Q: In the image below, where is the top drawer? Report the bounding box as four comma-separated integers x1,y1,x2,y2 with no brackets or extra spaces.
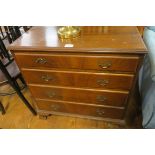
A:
15,53,139,72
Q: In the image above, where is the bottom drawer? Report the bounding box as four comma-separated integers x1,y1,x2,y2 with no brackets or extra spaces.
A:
36,99,125,119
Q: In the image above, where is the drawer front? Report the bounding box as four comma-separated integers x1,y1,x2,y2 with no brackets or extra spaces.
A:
36,99,124,119
29,85,129,107
23,69,134,90
15,53,139,72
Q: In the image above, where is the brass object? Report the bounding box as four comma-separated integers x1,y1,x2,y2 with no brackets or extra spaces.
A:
51,104,60,111
46,91,62,99
58,26,81,39
96,109,105,116
47,91,56,98
96,95,107,102
97,79,109,86
35,58,47,64
41,75,54,82
98,61,112,69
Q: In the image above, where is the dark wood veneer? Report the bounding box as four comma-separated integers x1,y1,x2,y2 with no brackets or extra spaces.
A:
22,68,134,90
28,84,129,107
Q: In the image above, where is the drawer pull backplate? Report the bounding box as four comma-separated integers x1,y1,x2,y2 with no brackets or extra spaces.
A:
97,79,109,86
96,95,107,102
96,109,105,116
98,61,112,69
35,58,47,64
50,104,60,111
41,75,54,82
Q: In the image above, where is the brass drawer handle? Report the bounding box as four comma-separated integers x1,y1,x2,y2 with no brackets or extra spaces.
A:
50,104,60,111
96,109,105,116
96,95,107,102
98,61,112,69
47,91,56,98
97,79,109,86
41,75,54,82
35,58,47,64
46,91,62,99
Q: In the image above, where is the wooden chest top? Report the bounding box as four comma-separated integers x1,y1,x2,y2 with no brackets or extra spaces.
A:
9,26,147,54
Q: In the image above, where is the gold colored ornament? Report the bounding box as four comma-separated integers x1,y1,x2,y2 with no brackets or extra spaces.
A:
58,26,81,39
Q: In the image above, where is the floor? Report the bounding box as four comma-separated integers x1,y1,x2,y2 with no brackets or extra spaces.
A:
0,85,126,129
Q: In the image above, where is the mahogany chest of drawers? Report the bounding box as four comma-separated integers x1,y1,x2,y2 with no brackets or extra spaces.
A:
9,26,147,127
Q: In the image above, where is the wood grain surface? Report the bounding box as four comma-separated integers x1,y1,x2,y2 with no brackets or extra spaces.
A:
22,68,134,90
9,26,147,53
28,84,129,107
